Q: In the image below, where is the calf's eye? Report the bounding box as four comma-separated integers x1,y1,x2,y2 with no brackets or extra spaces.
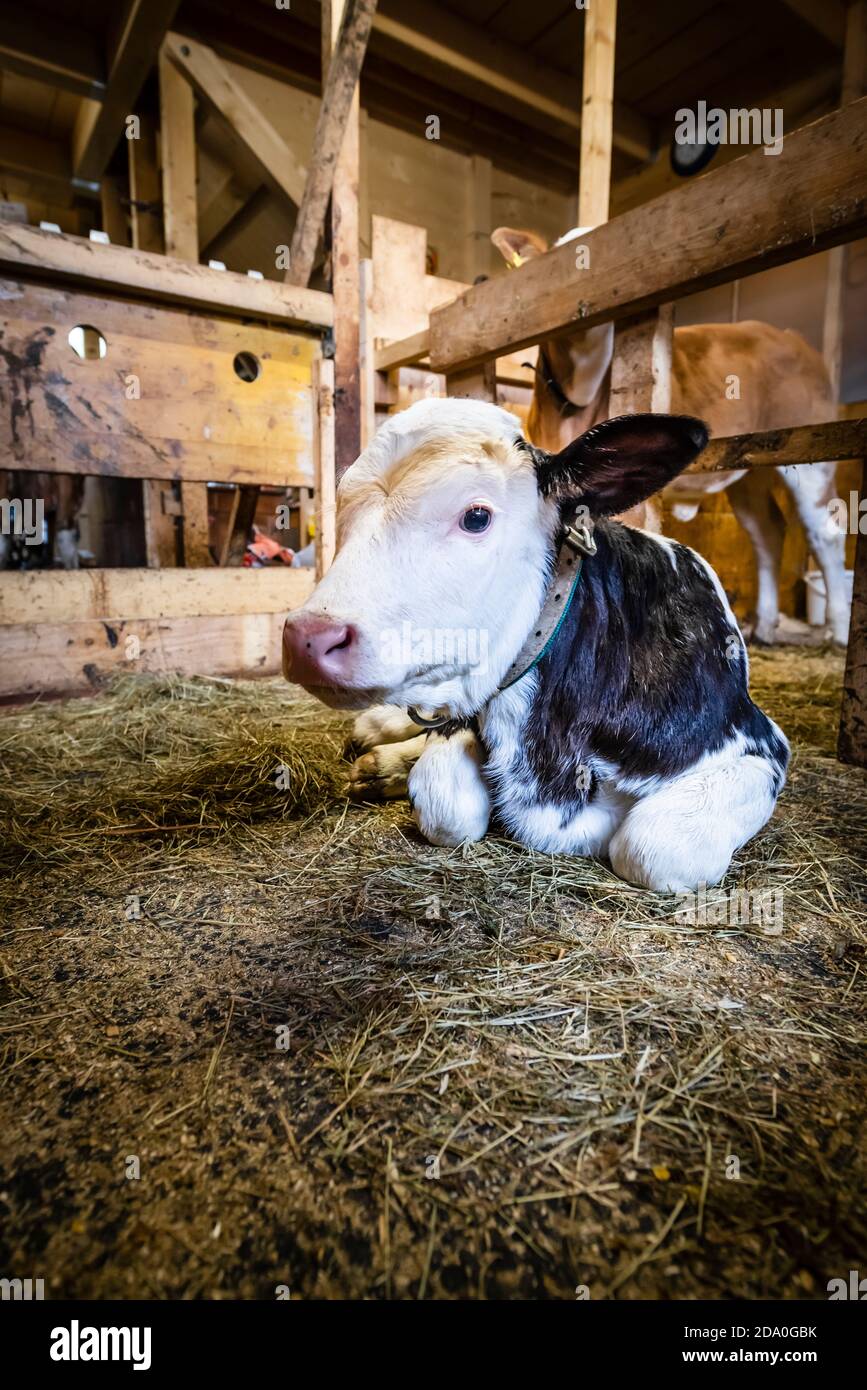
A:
460,505,492,534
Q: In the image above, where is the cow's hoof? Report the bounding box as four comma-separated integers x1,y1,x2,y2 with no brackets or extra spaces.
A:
347,747,410,801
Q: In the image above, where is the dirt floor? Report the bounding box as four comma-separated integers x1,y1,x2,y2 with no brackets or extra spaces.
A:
1,647,865,1300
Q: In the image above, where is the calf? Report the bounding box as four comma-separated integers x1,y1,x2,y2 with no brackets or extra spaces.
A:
282,399,789,892
491,226,849,646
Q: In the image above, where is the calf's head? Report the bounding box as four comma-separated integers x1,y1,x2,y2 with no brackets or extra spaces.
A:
282,400,707,714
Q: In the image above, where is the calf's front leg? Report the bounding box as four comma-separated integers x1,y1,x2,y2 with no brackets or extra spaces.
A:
408,729,491,848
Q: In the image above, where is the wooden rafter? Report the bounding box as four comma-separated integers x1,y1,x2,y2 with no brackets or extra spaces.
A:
73,0,183,181
0,11,105,100
163,32,307,210
372,0,652,162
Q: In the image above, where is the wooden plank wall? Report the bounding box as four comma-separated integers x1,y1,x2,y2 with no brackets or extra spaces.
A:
0,279,318,487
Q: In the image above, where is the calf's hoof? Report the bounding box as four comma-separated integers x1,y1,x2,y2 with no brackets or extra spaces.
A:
347,747,410,801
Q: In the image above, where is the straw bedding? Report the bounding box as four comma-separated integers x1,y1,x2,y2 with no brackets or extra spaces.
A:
0,647,864,1299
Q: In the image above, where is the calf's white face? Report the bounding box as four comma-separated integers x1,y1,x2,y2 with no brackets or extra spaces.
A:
282,400,556,714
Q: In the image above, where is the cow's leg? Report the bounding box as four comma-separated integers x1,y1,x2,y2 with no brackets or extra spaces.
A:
348,733,428,800
407,729,490,847
777,462,849,647
608,752,783,892
351,705,421,750
727,472,785,644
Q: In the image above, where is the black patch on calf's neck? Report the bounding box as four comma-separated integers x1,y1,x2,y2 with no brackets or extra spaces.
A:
514,521,788,811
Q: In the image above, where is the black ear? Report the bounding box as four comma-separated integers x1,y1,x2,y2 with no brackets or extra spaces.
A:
536,413,709,515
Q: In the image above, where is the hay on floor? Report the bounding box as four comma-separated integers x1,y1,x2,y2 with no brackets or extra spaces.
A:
0,648,864,1299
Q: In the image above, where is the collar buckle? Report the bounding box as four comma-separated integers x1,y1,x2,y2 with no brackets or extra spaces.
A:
563,522,597,557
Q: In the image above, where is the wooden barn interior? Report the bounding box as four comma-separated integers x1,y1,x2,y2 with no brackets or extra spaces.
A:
1,0,866,1305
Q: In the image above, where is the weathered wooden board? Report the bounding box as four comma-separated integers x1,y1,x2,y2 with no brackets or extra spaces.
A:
0,279,318,485
0,567,313,625
0,612,294,698
429,99,867,371
0,220,333,329
690,419,867,473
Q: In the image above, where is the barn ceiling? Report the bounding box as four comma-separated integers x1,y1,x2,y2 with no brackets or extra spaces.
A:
0,0,848,209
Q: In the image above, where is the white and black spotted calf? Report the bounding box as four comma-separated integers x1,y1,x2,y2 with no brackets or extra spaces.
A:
282,399,788,892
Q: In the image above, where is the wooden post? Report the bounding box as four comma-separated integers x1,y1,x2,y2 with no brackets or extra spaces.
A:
286,0,376,290
578,0,617,228
822,0,867,400
315,357,337,579
129,111,178,567
610,308,674,417
159,45,212,565
610,307,674,530
323,0,365,474
127,112,164,254
446,364,497,402
100,175,128,245
839,464,867,766
159,45,198,262
359,256,376,448
468,154,492,282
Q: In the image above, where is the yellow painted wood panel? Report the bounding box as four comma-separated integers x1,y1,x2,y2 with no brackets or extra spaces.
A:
0,278,318,485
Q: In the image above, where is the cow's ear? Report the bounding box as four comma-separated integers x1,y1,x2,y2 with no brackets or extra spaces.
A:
536,413,709,515
491,226,548,268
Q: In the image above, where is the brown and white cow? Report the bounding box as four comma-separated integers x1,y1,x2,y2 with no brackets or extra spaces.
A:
491,226,849,647
282,399,789,892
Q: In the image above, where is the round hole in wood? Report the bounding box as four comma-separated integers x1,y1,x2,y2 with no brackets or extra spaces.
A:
68,325,107,360
233,351,261,382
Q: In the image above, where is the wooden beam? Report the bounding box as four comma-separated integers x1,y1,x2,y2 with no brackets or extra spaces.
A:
0,221,333,329
779,0,847,47
0,611,304,698
688,419,867,474
159,45,199,262
287,0,376,288
839,463,867,766
314,357,337,578
371,0,652,162
0,124,75,202
0,567,312,626
0,11,105,100
311,0,367,474
163,32,307,210
73,0,182,181
429,99,867,373
578,0,616,228
374,328,430,372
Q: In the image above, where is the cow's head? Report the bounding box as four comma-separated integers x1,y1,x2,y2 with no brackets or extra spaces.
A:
282,400,707,715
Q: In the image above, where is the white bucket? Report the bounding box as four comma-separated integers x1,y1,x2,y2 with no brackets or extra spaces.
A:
805,568,855,628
